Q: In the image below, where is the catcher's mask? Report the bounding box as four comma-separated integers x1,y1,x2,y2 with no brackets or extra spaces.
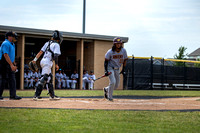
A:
52,30,63,44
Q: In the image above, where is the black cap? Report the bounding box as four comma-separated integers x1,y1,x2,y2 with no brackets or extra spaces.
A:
5,31,14,38
5,31,17,40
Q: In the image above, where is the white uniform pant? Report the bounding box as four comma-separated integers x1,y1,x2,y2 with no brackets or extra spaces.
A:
71,80,77,89
24,78,29,88
106,68,120,99
29,78,35,88
66,80,71,88
67,80,77,89
61,79,66,88
82,77,88,90
82,78,94,90
88,80,94,90
39,58,53,89
57,79,62,89
40,58,53,75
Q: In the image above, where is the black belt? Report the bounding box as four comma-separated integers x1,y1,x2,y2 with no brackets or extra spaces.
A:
112,67,119,70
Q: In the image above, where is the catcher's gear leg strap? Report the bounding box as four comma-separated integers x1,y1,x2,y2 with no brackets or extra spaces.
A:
48,74,55,97
48,83,54,97
49,73,53,83
40,74,49,84
35,84,43,97
35,74,49,96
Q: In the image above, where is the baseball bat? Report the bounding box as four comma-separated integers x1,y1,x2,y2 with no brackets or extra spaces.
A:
93,72,112,82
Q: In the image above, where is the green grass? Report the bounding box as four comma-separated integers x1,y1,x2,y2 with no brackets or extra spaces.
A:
1,90,200,133
0,108,199,133
1,89,200,97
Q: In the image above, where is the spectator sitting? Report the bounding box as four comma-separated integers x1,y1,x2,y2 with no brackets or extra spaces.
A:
24,70,29,89
67,70,78,89
55,69,62,89
61,70,68,89
88,71,96,90
82,70,89,90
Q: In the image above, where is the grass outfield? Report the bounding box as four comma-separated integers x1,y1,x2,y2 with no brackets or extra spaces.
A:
1,89,200,97
0,108,199,133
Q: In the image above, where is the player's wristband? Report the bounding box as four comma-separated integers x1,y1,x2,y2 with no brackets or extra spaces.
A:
33,57,38,61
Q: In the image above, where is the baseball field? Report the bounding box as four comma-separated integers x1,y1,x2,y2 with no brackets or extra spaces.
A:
0,90,200,133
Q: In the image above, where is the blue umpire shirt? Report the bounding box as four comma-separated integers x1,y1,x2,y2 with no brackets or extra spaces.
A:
0,39,15,63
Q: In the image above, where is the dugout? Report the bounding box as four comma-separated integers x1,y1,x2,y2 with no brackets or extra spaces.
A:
0,25,129,90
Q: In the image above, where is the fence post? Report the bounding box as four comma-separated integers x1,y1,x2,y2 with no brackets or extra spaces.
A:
183,62,186,89
150,56,153,89
161,58,164,90
132,55,134,89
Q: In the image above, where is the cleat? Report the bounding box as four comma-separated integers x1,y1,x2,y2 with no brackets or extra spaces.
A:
33,96,42,101
107,98,113,102
49,95,61,100
10,96,22,100
103,87,108,99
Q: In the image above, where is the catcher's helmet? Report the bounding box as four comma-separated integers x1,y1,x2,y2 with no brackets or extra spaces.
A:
113,37,123,44
52,30,63,44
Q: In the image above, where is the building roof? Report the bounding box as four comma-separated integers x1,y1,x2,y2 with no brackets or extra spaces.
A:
0,25,129,43
188,48,200,57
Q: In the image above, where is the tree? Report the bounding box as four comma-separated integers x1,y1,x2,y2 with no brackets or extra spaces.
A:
174,46,187,66
194,58,200,68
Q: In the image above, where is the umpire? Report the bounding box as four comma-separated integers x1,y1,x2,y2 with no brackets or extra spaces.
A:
0,31,22,100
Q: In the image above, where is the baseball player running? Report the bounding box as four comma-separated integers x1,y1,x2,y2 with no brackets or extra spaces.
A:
32,30,63,100
103,37,128,101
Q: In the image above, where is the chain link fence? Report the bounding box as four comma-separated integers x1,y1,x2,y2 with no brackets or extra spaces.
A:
124,56,200,90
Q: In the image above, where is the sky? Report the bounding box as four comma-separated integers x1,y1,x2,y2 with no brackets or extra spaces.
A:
0,0,200,58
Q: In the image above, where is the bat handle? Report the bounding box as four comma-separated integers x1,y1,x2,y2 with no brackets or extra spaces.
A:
108,72,112,75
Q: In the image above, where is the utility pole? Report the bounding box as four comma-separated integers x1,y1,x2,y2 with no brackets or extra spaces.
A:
83,0,86,34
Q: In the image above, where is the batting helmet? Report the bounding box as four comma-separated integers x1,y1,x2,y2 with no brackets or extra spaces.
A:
52,30,63,44
113,37,123,44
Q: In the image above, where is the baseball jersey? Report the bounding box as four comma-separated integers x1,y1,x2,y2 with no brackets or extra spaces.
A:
27,71,32,79
41,41,61,61
38,72,41,78
71,73,78,79
105,48,128,68
60,73,64,79
32,72,38,78
62,73,69,80
89,74,96,80
24,73,29,79
83,73,89,78
55,73,62,80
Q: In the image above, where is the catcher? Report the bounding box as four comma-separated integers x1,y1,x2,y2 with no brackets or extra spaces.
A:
30,30,63,100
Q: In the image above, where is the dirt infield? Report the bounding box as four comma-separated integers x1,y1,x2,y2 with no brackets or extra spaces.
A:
0,97,200,111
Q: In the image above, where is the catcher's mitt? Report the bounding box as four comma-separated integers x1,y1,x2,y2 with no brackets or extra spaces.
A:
29,61,38,72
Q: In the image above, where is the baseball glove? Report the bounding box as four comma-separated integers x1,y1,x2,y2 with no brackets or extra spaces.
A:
29,61,38,72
